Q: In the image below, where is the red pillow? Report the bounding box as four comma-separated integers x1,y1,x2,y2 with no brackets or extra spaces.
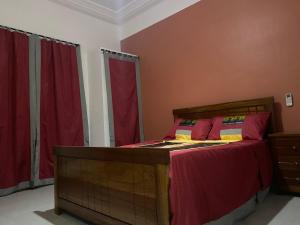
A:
164,118,212,140
208,112,271,140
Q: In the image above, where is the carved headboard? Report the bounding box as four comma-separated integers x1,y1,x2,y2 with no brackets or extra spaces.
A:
173,97,277,133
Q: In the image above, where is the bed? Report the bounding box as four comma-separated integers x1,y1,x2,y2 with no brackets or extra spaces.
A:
54,97,277,225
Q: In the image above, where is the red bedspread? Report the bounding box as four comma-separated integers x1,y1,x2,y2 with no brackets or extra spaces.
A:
124,140,272,225
169,140,272,225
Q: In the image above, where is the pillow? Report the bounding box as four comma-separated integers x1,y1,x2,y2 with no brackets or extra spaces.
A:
164,118,212,140
208,112,271,141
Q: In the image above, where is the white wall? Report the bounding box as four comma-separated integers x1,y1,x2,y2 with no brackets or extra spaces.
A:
0,0,199,146
120,0,200,39
0,0,120,146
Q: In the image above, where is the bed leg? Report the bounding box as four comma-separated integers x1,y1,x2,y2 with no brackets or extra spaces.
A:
54,207,63,215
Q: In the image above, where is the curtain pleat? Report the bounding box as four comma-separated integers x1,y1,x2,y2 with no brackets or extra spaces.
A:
39,40,84,180
0,29,31,194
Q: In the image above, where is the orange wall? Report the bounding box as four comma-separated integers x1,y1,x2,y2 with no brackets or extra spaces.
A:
121,0,300,140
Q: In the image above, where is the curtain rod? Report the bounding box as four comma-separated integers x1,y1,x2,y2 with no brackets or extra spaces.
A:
101,48,139,59
0,24,79,46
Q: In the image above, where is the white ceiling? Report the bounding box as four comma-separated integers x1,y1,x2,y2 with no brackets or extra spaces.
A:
49,0,162,24
88,0,134,11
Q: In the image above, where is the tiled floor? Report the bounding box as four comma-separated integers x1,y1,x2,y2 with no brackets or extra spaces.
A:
237,193,300,225
0,186,89,225
0,186,299,225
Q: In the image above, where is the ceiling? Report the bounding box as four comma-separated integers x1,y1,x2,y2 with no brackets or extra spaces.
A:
49,0,162,24
88,0,134,11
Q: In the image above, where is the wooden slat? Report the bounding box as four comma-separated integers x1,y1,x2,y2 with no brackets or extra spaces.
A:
155,165,170,225
58,198,130,225
54,155,62,215
173,97,276,132
57,157,159,225
54,147,170,165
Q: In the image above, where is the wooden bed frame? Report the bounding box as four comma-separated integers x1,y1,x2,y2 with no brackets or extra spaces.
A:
54,97,276,225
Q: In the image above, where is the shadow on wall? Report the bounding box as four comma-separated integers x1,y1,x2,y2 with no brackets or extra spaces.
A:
274,102,283,132
35,209,91,225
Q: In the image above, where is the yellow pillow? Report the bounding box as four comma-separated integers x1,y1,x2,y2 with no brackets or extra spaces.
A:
220,129,243,141
175,129,192,140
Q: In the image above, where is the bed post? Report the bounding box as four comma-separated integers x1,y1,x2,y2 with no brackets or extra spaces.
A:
156,164,170,225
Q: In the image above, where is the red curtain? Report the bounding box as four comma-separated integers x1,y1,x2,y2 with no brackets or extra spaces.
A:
0,29,31,189
39,40,84,179
109,58,140,146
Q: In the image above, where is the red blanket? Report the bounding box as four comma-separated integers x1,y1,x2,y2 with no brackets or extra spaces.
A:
123,140,272,225
169,140,272,225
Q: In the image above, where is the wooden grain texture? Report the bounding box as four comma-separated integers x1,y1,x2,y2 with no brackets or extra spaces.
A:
54,155,62,215
56,156,165,225
269,133,300,194
54,147,170,165
54,97,276,225
58,198,129,225
173,96,277,133
155,165,170,225
269,133,300,137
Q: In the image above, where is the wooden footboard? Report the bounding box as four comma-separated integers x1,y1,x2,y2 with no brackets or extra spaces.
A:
54,146,170,225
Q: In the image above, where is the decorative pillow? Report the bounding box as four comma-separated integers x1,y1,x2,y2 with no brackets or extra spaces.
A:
208,112,271,141
164,118,212,140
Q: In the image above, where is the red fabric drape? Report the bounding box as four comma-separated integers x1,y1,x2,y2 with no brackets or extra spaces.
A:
109,58,140,146
40,40,84,179
0,29,31,189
